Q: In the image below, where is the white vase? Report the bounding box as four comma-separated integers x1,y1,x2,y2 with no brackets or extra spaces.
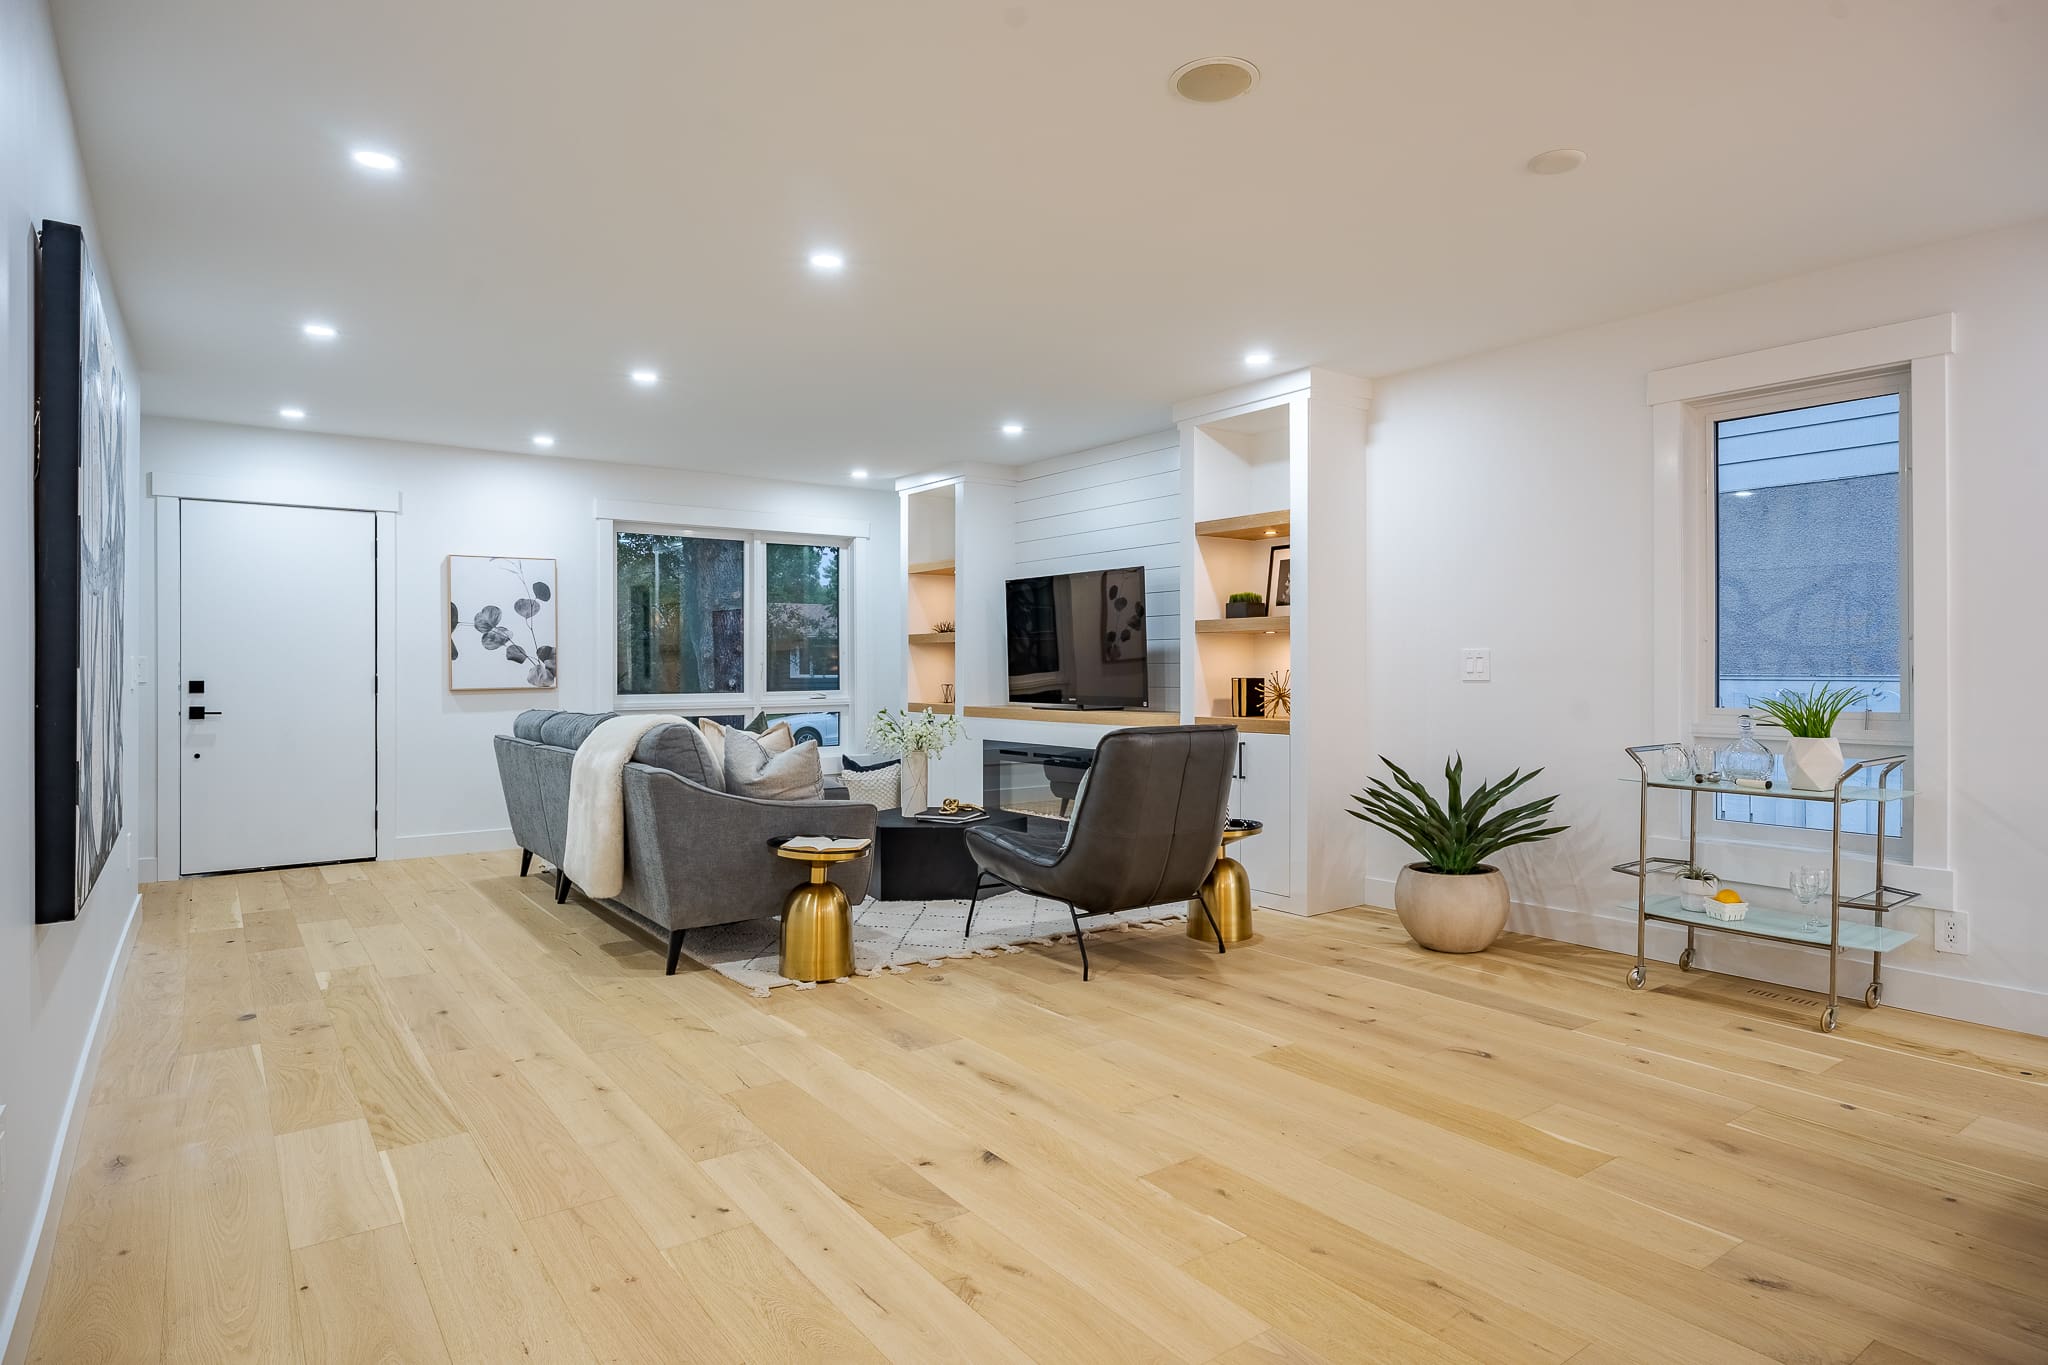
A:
901,750,930,813
1785,736,1844,792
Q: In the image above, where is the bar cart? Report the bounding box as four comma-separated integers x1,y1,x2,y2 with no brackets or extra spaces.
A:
1617,744,1916,1032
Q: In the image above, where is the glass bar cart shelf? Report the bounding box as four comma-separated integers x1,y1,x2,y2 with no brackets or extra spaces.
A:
1617,743,1916,1033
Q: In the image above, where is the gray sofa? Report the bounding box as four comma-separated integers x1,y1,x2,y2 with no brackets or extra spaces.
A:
494,710,875,973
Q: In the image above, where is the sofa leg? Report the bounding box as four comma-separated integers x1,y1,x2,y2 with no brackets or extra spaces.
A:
519,849,534,878
1196,887,1228,955
555,868,571,904
1066,903,1090,981
666,929,687,976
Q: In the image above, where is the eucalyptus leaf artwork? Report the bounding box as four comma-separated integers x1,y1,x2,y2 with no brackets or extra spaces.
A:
448,555,558,690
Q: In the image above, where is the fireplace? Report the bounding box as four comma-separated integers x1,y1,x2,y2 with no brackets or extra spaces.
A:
983,739,1094,833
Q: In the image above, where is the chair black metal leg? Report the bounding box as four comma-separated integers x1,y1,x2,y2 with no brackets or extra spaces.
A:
1196,887,1228,955
519,849,534,878
1066,903,1090,981
666,929,686,976
965,874,989,939
554,868,571,904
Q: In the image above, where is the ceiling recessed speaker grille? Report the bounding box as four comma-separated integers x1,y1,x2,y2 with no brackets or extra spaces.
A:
1171,57,1259,103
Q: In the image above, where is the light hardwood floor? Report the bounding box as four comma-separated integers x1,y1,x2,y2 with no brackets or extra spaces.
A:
25,851,2048,1364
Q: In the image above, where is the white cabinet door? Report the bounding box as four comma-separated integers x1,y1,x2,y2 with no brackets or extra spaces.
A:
180,500,378,874
1233,732,1291,902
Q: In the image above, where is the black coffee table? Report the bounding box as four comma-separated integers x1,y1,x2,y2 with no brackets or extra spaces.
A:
873,808,1029,901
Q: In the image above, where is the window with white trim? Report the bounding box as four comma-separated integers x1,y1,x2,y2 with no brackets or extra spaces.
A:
1693,369,1910,843
615,527,849,748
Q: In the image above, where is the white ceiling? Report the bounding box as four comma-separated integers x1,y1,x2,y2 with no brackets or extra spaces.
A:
50,0,2048,485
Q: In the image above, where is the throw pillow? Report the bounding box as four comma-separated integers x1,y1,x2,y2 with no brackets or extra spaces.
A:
838,760,900,808
758,721,795,755
633,722,723,789
724,729,824,801
697,718,728,772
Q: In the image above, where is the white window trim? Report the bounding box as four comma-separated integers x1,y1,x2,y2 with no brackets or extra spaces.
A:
594,500,865,753
1648,315,1952,888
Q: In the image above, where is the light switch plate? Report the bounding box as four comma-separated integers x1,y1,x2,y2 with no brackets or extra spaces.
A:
1461,648,1491,682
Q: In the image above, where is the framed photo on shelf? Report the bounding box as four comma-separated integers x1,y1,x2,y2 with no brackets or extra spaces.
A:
1266,544,1292,616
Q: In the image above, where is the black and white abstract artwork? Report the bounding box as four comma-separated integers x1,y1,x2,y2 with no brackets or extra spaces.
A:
34,220,127,923
448,555,558,691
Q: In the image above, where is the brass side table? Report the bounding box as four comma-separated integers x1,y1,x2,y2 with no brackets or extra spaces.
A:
1189,819,1261,945
773,842,867,981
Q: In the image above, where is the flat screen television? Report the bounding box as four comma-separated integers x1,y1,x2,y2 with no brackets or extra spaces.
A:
1005,567,1148,708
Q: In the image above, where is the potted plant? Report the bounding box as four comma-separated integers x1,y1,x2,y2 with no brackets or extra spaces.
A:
1225,591,1267,619
866,706,965,812
1672,861,1719,911
1347,754,1567,953
1751,683,1871,791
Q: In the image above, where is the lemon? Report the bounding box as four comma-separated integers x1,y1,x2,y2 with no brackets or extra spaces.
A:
1712,888,1744,904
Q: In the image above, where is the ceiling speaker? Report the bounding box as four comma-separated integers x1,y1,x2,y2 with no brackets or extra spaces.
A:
1171,57,1259,104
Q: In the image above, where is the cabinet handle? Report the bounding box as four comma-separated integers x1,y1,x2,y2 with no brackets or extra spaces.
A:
1237,742,1247,780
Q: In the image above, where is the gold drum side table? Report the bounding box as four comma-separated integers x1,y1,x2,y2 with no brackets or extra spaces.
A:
1190,820,1261,945
774,843,866,981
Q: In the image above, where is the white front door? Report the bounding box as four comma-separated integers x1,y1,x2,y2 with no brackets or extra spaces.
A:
180,500,378,874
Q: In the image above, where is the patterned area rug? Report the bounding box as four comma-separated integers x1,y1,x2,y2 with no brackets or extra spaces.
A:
678,891,1190,993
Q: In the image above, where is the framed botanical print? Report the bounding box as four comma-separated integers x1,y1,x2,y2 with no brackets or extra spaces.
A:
448,555,559,691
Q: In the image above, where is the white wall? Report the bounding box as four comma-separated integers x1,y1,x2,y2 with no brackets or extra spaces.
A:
1011,431,1182,714
0,0,144,1355
140,419,902,862
1358,219,2048,1033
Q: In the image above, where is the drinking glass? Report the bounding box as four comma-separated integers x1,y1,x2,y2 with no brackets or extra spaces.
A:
1659,744,1694,782
1791,868,1830,932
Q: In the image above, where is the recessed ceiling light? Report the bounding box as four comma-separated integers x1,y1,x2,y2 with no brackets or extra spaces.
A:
850,468,869,480
1243,349,1273,367
1526,148,1587,176
630,368,659,386
1001,422,1024,437
808,249,845,273
1263,528,1277,536
279,406,306,420
1170,57,1260,103
302,321,338,340
350,148,401,172
531,433,556,449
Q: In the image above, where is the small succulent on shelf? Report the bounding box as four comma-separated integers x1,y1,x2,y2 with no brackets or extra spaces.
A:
1225,590,1269,619
932,620,956,634
1227,591,1264,603
1749,683,1872,738
1671,862,1717,883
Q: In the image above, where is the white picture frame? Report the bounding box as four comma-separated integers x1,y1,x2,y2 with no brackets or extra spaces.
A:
448,554,559,692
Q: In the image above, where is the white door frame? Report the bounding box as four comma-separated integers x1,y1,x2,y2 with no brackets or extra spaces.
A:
151,475,400,874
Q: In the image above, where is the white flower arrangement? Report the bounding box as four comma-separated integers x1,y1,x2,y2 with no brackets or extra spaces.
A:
866,706,964,757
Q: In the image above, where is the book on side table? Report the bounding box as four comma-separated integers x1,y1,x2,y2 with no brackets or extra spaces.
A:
780,835,873,853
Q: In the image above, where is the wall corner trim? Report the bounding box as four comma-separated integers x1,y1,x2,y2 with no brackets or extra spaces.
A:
1645,313,1956,405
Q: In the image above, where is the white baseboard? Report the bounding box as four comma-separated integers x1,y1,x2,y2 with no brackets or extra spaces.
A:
1,890,142,1365
389,827,517,859
1359,876,2045,1036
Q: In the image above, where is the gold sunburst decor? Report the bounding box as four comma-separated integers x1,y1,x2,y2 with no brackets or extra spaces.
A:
1265,669,1291,718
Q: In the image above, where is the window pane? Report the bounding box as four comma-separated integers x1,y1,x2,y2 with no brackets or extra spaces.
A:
1714,756,1905,838
764,542,841,693
1715,393,1902,713
616,532,745,694
758,711,843,747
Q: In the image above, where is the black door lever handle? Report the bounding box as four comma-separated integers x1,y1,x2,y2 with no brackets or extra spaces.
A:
187,706,224,720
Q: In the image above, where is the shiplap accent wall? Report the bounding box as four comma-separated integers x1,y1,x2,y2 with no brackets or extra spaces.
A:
1011,431,1182,713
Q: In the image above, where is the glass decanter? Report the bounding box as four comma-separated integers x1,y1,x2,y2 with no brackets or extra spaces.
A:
1715,714,1774,783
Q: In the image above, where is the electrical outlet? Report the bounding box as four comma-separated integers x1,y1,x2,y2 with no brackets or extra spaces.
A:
1460,648,1491,682
1935,909,1969,954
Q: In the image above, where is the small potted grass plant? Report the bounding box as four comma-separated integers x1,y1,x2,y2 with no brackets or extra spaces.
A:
1752,683,1871,791
1348,755,1567,953
1672,861,1719,911
1225,591,1267,619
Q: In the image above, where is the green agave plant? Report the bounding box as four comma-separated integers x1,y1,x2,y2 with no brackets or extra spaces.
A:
1348,754,1568,875
1749,683,1872,739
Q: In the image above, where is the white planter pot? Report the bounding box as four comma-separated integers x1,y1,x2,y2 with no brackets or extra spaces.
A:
1785,736,1844,792
901,750,930,813
1393,864,1509,954
1676,876,1716,911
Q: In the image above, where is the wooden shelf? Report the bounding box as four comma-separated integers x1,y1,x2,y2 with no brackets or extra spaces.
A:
962,705,1181,727
908,559,955,576
907,632,957,647
1195,510,1289,541
1195,616,1291,635
907,701,956,715
1201,715,1290,734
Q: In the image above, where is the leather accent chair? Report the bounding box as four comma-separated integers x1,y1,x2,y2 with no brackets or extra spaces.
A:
964,725,1236,979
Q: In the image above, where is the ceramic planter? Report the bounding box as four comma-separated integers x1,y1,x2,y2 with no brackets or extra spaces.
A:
1676,875,1717,911
1393,863,1509,953
1224,601,1268,618
1785,735,1844,792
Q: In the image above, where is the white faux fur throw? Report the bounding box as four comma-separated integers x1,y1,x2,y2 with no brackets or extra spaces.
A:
563,714,682,900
